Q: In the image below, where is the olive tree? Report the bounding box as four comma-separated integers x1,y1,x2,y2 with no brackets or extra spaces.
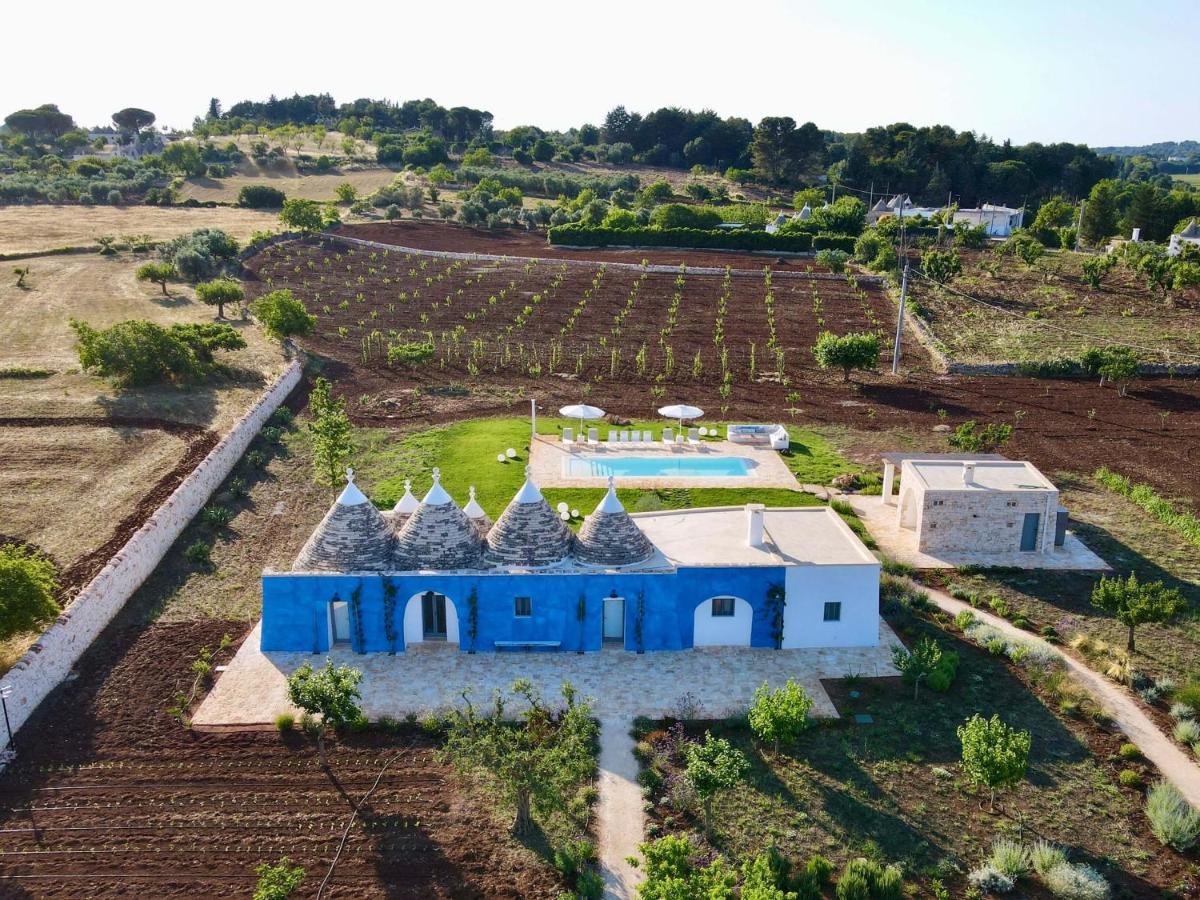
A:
136,261,176,295
811,331,880,382
439,680,596,835
921,248,962,285
1091,572,1183,654
279,198,327,233
284,659,363,768
250,289,315,341
0,543,60,640
195,279,244,318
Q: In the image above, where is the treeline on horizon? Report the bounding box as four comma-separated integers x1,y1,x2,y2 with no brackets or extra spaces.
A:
204,92,1125,208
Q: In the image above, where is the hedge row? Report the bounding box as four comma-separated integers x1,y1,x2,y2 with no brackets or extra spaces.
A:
548,224,818,253
812,233,856,252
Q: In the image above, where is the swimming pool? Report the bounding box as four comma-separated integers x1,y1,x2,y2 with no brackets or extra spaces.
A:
563,455,754,478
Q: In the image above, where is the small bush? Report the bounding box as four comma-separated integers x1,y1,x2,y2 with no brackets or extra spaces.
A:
253,857,304,900
238,184,287,209
202,504,233,528
1146,781,1200,850
1118,768,1141,787
1042,861,1110,900
1029,841,1067,877
184,540,212,565
989,838,1031,879
968,864,1015,894
0,543,61,640
275,713,294,731
1169,702,1194,721
1117,742,1140,760
1172,719,1200,745
386,341,435,367
954,610,976,631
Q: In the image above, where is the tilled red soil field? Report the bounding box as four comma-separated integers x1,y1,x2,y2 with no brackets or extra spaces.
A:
244,229,1200,508
339,221,837,271
0,622,562,899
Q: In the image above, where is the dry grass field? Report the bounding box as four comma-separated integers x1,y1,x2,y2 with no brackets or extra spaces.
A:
0,252,286,427
0,206,281,256
179,161,399,203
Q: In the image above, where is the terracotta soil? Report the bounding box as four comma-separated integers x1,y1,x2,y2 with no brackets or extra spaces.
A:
0,416,217,603
338,221,837,271
245,227,1200,509
0,620,562,899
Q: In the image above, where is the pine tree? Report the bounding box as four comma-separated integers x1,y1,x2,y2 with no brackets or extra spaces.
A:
1079,180,1119,245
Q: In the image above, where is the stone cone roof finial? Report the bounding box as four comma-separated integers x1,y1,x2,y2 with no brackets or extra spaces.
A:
295,467,393,572
463,485,493,538
576,475,655,566
394,468,482,569
389,477,420,533
486,467,573,566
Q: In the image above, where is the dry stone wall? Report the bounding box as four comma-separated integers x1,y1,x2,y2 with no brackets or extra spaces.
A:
0,359,302,750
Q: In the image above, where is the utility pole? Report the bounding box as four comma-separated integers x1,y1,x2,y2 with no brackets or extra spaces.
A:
530,398,537,441
892,263,909,376
868,181,874,209
1074,199,1086,252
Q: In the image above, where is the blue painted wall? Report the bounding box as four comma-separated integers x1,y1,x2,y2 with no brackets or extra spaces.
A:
261,566,787,653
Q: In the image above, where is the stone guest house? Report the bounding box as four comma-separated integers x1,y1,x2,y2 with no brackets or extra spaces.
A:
260,468,881,654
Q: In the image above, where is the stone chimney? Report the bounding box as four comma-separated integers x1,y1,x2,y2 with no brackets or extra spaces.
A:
746,503,765,548
962,461,976,486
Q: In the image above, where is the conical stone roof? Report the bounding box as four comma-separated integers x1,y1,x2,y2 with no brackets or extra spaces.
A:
390,479,420,532
394,468,482,570
294,469,393,572
486,467,574,567
575,477,656,566
463,486,492,539
1180,219,1200,239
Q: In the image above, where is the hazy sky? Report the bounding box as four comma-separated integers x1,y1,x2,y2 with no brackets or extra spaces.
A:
3,0,1195,146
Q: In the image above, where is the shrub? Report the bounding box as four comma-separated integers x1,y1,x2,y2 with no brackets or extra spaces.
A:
1029,841,1067,877
253,857,304,900
1118,768,1141,787
815,248,849,272
251,289,316,341
1170,702,1194,721
1118,742,1141,759
955,610,976,631
202,504,233,528
1146,781,1200,850
0,543,60,640
184,540,212,564
948,421,1013,452
968,864,1014,894
1172,719,1200,745
548,223,814,253
71,319,246,386
958,713,1032,810
1042,862,1110,900
748,678,813,754
274,713,294,731
386,341,435,366
989,838,1031,879
238,184,287,209
836,858,903,899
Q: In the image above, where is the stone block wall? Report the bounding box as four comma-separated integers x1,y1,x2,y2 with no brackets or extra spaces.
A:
0,359,302,750
918,489,1057,553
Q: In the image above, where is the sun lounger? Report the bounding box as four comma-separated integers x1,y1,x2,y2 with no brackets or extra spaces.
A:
641,432,652,446
661,427,673,445
687,427,701,447
587,428,599,445
619,430,630,443
562,427,574,447
607,430,617,444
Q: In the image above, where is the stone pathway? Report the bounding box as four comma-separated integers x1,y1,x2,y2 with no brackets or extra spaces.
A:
596,719,644,899
194,623,902,726
921,581,1200,807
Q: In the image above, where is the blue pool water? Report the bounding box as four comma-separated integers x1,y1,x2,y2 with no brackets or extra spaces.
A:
564,455,753,478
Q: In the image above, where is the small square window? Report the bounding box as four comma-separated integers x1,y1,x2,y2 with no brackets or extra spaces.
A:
711,596,736,617
514,596,532,618
823,601,842,622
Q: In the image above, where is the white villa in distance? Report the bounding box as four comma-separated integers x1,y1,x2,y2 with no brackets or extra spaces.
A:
881,454,1064,554
866,194,1025,237
1169,219,1200,256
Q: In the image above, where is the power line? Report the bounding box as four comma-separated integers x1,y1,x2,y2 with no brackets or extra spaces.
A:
908,267,1200,364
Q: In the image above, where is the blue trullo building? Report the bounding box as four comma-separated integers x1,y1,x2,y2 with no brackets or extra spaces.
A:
261,466,881,654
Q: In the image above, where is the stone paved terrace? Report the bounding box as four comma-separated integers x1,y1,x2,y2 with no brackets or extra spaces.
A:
194,622,902,726
844,493,1110,571
528,434,800,490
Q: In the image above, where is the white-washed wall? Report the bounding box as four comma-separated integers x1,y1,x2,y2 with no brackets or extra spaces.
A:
0,359,302,748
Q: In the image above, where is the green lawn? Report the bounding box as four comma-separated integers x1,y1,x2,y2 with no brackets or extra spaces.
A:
349,417,858,520
1173,173,1200,187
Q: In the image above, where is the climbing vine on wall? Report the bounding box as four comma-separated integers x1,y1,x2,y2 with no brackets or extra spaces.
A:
765,582,786,649
350,584,365,652
467,586,479,653
635,590,646,653
382,578,398,653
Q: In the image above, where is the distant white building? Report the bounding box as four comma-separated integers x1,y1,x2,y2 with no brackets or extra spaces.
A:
953,204,1025,238
1169,219,1200,257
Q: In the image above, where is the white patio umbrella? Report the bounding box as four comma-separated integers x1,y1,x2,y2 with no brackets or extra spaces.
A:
657,404,704,429
559,403,605,434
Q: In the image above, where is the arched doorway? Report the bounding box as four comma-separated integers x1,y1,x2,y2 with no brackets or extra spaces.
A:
403,591,460,648
692,595,752,647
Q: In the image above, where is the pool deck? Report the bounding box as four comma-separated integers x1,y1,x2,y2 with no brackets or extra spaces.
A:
529,434,801,490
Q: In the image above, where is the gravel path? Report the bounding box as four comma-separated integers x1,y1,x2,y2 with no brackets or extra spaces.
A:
921,581,1200,807
596,719,645,899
